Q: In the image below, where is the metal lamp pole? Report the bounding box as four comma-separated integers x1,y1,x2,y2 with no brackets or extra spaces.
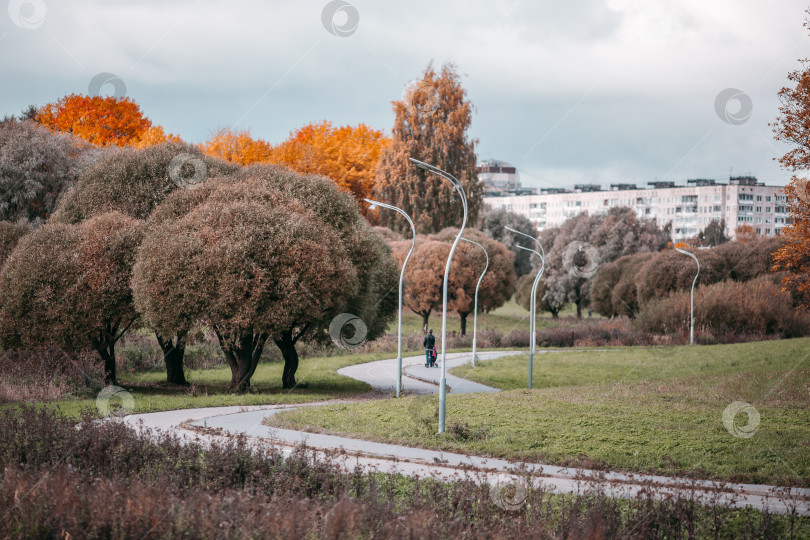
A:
364,198,415,397
505,227,545,389
460,237,488,367
675,248,700,345
408,157,467,434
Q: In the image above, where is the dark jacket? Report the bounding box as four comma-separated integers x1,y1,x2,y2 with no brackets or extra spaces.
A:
423,333,435,349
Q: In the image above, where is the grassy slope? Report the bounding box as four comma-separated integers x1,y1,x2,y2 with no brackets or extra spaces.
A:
268,338,810,486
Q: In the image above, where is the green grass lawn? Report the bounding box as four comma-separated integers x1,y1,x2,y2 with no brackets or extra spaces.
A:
39,351,394,418
267,338,810,486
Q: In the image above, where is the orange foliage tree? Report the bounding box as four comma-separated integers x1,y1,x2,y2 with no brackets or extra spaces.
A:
200,127,273,165
374,63,482,235
772,18,810,303
271,121,389,209
132,125,183,149
734,224,757,244
35,94,152,147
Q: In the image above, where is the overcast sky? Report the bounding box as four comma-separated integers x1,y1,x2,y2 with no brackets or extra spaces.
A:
2,0,808,190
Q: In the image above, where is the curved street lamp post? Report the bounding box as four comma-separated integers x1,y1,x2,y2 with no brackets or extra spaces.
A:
504,227,545,389
460,237,489,367
363,198,415,397
408,157,467,434
675,248,700,345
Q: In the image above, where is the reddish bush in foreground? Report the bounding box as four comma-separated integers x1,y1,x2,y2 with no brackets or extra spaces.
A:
0,406,805,539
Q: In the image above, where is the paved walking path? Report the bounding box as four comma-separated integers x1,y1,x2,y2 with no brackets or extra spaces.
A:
124,350,810,515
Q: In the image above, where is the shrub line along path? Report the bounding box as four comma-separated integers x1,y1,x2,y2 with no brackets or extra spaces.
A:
124,350,810,515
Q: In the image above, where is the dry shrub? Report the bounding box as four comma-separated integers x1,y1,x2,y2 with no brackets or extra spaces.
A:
536,317,654,348
638,276,810,338
0,346,104,403
0,406,804,539
502,329,530,348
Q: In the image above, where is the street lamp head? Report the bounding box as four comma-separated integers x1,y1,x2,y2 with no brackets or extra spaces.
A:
674,247,698,262
362,198,378,211
408,157,429,170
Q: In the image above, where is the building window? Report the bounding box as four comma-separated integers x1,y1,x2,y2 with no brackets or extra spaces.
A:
756,195,762,201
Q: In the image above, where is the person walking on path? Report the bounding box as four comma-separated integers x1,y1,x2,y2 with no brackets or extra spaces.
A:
423,329,435,367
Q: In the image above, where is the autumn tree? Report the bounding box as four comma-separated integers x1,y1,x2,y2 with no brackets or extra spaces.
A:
133,166,397,391
589,252,655,317
373,225,404,243
271,121,389,209
35,94,152,147
714,237,782,282
0,119,101,223
52,141,235,224
248,165,397,384
132,125,183,149
374,63,483,235
0,212,143,384
52,142,235,385
392,239,448,333
0,221,30,270
514,273,564,318
772,22,810,302
200,127,273,166
480,206,538,278
698,218,729,247
734,224,758,244
543,207,669,318
635,248,728,305
429,228,515,335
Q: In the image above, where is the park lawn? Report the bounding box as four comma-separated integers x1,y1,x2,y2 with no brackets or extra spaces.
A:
392,299,587,337
448,338,809,389
267,338,810,486
39,351,394,419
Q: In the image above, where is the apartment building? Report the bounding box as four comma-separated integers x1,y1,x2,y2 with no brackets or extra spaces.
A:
483,176,788,241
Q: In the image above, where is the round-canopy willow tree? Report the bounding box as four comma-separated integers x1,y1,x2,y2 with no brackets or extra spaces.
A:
0,212,143,384
51,141,236,385
133,165,398,391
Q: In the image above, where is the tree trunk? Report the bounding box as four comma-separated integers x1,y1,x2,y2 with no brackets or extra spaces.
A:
576,300,582,319
96,343,116,386
550,309,559,319
421,312,430,333
274,331,299,389
459,312,468,336
91,318,136,387
214,328,268,393
156,332,188,386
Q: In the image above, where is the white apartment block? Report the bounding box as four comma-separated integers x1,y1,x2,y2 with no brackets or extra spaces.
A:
483,177,789,241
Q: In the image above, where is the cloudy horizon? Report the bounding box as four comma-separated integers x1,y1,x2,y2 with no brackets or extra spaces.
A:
2,0,808,190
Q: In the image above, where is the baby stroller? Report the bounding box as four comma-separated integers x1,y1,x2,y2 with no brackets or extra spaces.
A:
428,346,438,368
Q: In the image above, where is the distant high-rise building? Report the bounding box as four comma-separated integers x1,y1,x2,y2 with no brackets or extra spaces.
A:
477,159,536,196
484,175,788,242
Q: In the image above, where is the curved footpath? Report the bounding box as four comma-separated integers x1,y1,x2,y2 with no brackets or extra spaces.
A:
124,350,810,515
